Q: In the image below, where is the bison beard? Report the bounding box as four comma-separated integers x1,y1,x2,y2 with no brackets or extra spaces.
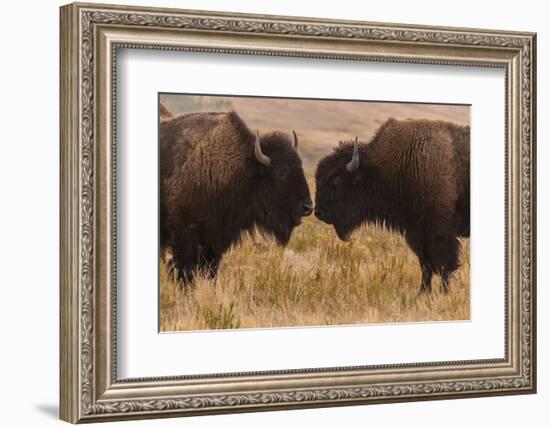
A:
315,118,470,294
160,109,312,285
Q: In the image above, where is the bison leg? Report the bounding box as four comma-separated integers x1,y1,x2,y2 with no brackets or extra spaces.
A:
420,263,433,294
197,245,221,279
427,233,460,294
441,271,451,294
173,257,198,286
171,231,201,286
405,232,434,294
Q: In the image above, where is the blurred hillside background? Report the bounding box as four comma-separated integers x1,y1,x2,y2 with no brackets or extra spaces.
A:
160,94,469,170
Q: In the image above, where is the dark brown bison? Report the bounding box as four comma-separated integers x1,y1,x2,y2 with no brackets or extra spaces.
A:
160,108,312,284
315,118,470,294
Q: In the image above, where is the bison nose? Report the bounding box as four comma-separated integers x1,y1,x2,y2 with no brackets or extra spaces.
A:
314,207,324,219
302,202,313,217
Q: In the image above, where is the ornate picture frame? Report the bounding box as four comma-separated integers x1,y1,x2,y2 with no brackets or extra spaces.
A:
60,2,536,423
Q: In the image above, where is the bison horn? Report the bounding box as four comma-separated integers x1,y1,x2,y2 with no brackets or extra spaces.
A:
255,130,271,166
292,130,298,150
346,136,360,172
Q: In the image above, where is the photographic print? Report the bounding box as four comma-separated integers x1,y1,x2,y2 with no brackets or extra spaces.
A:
159,94,471,331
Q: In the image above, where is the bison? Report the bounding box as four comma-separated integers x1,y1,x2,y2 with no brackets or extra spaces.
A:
314,118,470,294
160,107,313,284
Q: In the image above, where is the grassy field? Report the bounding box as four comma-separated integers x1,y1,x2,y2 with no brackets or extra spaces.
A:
159,95,470,331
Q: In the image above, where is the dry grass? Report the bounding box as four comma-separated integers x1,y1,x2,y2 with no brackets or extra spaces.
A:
160,176,470,332
159,96,470,332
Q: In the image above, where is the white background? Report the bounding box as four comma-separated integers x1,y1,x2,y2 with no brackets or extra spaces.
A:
118,50,504,378
0,0,546,426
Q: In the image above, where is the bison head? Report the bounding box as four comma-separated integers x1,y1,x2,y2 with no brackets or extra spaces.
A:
315,137,375,240
252,130,313,245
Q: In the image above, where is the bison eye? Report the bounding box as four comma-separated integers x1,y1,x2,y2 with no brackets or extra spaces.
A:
330,176,342,188
273,168,288,180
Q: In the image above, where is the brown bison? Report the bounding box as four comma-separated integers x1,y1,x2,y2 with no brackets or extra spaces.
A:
315,118,470,294
160,107,312,284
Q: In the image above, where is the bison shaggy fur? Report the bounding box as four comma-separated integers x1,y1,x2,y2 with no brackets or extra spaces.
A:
315,118,470,294
160,109,312,284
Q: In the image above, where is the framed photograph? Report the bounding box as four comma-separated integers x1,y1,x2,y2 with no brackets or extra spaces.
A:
60,2,537,423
